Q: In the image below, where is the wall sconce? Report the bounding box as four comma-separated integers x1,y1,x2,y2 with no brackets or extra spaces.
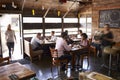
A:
58,10,60,16
32,9,35,15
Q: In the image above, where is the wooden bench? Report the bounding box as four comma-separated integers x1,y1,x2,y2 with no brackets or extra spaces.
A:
24,40,43,62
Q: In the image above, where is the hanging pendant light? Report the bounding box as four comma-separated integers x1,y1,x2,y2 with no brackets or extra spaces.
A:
58,10,60,16
32,9,35,15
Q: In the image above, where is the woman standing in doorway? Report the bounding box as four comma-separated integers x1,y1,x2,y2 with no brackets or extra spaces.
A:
5,24,16,58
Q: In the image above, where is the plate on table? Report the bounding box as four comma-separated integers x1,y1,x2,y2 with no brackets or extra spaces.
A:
86,72,113,80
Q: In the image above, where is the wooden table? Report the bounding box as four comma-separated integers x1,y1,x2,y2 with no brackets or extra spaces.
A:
70,47,83,68
79,71,116,80
0,62,36,80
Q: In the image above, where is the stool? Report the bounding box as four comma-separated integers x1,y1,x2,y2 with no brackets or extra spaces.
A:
103,47,117,76
112,46,120,70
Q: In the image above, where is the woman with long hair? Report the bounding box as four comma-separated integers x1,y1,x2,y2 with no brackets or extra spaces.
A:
5,24,16,58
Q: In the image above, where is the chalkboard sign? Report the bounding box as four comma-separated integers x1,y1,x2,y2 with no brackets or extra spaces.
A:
99,9,120,28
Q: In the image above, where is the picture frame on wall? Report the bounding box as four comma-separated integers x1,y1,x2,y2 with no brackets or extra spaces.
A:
99,8,120,28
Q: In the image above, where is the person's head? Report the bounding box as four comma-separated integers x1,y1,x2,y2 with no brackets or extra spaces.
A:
65,30,68,35
104,24,110,31
61,32,67,39
7,24,12,31
36,33,41,39
51,31,55,36
78,30,82,34
81,33,88,40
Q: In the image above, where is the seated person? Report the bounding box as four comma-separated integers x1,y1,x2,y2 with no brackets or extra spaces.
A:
77,30,83,39
101,24,114,66
49,31,57,42
76,33,89,68
91,30,103,57
55,32,72,70
65,30,74,45
31,33,44,51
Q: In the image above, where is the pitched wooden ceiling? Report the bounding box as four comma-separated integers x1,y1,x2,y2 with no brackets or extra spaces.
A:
0,0,92,17
0,0,92,11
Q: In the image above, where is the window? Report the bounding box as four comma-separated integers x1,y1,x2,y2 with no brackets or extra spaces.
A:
64,18,78,23
23,17,42,23
24,29,43,37
79,16,92,38
64,28,78,35
45,29,61,36
45,18,61,23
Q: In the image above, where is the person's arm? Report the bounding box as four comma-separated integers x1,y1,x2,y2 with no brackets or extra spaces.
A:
63,40,71,51
80,40,89,49
35,37,43,44
103,32,113,42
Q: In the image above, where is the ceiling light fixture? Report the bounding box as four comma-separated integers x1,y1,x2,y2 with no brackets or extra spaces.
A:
32,9,35,15
58,10,61,16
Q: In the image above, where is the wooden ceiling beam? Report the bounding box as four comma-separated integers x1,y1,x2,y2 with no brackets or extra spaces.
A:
43,7,51,18
63,0,77,18
22,0,26,11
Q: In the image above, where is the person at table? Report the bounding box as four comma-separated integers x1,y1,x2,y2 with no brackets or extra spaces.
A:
55,32,72,70
65,30,74,45
76,33,89,68
77,30,83,39
31,33,44,51
91,30,103,57
101,24,114,66
49,31,57,42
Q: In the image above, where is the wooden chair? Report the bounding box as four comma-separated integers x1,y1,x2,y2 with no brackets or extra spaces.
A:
88,38,97,58
49,47,68,78
80,47,90,70
90,46,97,57
0,57,10,66
24,40,43,62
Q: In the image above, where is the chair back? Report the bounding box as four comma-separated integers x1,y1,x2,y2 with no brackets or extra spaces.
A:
49,47,58,58
49,47,60,65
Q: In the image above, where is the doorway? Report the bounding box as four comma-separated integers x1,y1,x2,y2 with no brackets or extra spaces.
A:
0,14,23,60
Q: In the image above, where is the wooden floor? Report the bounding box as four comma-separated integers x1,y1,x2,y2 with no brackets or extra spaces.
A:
11,54,120,80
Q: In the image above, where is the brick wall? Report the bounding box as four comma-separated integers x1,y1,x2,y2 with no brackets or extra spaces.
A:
92,0,120,42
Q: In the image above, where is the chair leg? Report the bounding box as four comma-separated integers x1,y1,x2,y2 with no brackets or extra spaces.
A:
108,54,112,76
81,56,83,69
51,65,54,79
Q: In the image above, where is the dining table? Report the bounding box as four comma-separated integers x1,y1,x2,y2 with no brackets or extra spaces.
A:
0,62,36,80
69,45,84,68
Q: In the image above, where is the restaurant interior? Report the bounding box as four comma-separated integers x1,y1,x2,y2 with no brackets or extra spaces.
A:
0,0,120,80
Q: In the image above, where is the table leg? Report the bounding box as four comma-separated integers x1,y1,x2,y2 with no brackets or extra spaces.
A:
71,53,75,69
108,54,112,76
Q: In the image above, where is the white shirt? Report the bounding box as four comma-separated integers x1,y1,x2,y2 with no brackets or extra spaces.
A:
5,30,15,42
50,35,57,42
31,36,43,50
55,37,71,57
77,34,82,39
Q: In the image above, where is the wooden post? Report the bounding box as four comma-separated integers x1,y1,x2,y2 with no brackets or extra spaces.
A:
42,18,45,37
61,18,64,32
